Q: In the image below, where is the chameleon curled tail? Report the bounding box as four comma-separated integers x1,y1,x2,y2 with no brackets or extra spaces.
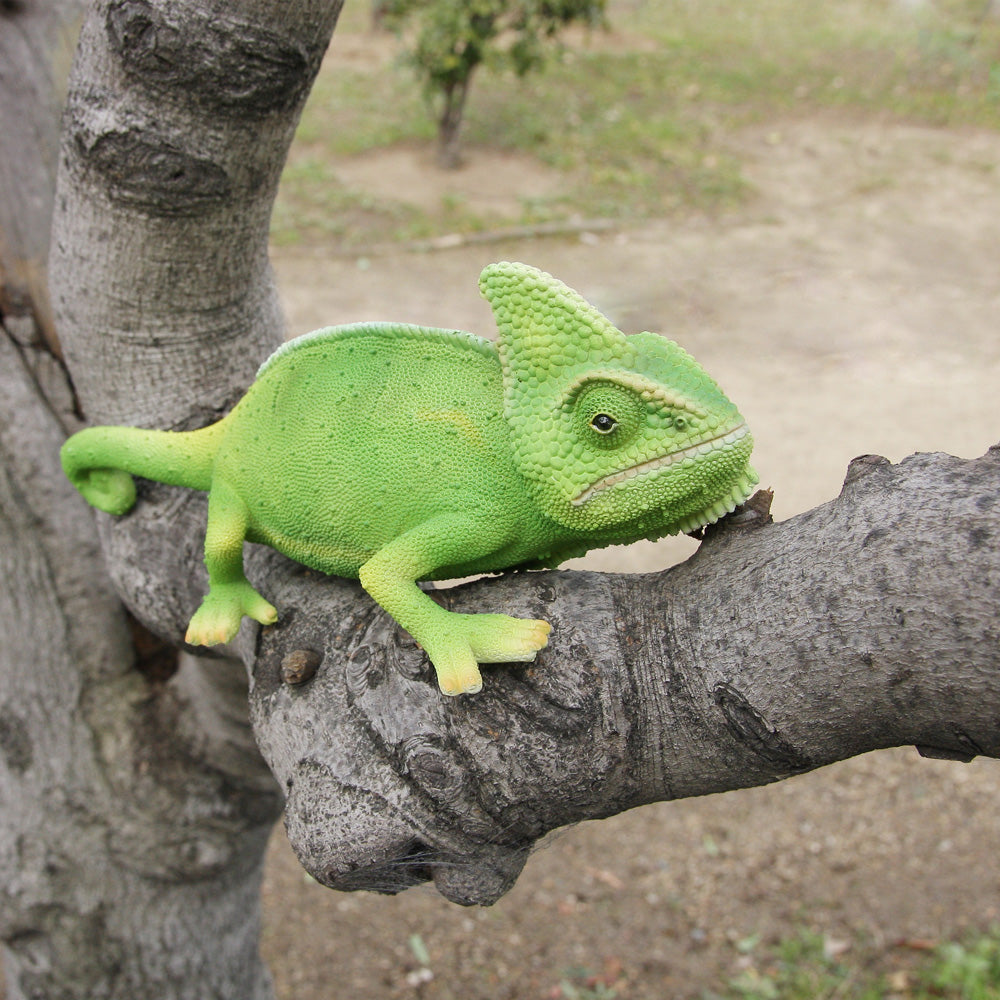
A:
60,423,223,515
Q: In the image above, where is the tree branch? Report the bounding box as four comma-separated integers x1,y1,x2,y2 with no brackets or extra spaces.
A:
249,446,1000,905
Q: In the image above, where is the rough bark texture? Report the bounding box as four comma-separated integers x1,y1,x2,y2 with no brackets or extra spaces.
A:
247,448,1000,906
3,0,999,995
1,1,341,998
0,0,80,354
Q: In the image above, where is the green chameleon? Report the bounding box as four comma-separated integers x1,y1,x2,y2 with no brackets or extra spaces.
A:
61,262,756,696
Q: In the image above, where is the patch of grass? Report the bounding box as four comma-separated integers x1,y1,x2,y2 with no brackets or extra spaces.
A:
920,933,1000,1000
465,46,756,218
292,67,433,155
705,925,1000,1000
705,929,883,1000
274,0,1000,246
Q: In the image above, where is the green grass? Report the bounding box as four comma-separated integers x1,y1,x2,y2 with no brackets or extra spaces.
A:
707,929,885,1000
704,926,1000,1000
921,934,1000,1000
273,0,1000,247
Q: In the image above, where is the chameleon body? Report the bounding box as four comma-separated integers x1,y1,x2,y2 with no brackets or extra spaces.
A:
61,262,757,695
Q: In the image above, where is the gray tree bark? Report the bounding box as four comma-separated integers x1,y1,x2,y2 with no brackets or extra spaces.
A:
251,449,1000,906
1,0,340,997
2,0,999,997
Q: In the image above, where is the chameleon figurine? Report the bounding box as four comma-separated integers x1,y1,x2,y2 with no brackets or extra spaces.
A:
61,262,757,696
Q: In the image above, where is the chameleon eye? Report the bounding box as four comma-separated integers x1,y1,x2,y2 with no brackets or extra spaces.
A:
573,380,642,449
590,413,618,435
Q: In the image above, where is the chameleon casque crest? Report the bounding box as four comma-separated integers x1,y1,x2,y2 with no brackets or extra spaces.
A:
62,262,757,695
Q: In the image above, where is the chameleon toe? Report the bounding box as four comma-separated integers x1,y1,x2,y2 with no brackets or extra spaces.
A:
247,597,279,626
441,676,483,697
185,616,238,647
434,658,484,697
466,615,551,663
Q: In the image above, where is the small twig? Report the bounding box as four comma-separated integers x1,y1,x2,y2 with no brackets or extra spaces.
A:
278,217,624,259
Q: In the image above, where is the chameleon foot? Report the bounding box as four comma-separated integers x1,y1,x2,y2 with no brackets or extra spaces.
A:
426,614,551,697
185,583,278,646
466,614,551,663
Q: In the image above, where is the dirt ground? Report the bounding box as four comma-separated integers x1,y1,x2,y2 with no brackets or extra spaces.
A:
258,117,1000,1000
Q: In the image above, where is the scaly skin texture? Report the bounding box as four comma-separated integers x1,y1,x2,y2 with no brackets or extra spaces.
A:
61,262,757,695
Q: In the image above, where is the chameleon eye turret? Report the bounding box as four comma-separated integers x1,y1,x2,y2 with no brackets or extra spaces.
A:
62,262,756,696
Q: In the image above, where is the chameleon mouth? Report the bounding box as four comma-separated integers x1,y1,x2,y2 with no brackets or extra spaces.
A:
571,423,751,507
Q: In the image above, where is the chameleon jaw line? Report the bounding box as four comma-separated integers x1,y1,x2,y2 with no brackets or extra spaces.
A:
571,423,750,507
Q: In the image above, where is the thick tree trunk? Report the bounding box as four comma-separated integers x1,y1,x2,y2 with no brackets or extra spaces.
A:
1,322,283,999
1,1,341,997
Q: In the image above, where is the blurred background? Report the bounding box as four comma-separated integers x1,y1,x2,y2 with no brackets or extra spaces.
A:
262,2,1000,997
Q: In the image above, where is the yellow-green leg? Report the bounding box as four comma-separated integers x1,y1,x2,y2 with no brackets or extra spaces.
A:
358,516,550,696
185,480,277,646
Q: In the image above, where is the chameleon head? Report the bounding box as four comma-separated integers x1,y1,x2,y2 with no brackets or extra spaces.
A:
480,261,758,535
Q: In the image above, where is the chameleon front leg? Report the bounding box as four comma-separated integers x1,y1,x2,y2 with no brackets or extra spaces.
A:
358,516,551,696
185,479,278,646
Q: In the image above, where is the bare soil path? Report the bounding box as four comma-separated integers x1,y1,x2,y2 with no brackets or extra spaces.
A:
263,118,1000,999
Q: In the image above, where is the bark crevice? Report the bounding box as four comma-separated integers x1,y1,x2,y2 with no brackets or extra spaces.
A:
78,127,234,212
106,0,319,115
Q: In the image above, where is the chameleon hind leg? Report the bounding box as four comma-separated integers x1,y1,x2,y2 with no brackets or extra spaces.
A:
358,515,551,696
185,479,278,646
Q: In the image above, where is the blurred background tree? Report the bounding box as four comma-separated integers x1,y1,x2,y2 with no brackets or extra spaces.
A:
379,0,607,168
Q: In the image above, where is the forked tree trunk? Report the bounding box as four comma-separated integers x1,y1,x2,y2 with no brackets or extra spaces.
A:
2,0,999,997
1,1,342,997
